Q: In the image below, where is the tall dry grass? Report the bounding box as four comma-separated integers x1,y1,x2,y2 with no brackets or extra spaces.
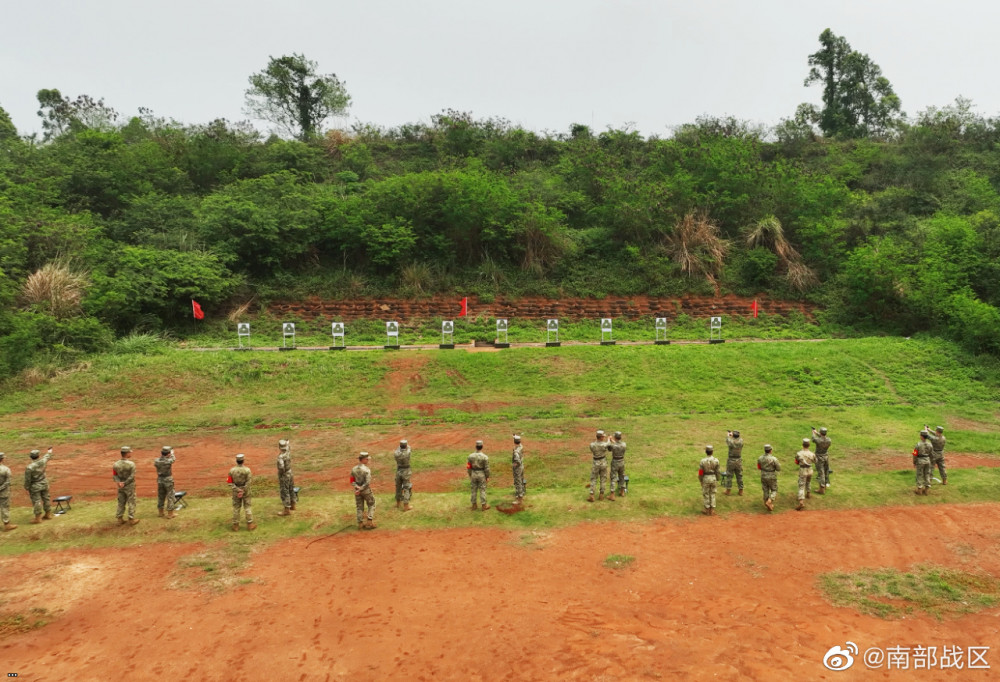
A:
662,213,729,284
743,216,817,292
20,262,88,318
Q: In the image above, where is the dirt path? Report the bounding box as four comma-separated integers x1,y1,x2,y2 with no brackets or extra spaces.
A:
3,504,999,680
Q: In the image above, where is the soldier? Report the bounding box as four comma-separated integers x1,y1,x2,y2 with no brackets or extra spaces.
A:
794,438,816,511
113,446,140,526
913,430,933,495
467,440,490,510
757,444,781,512
0,452,16,531
926,425,947,485
811,427,832,494
351,452,376,529
511,435,526,504
153,446,177,519
276,439,296,516
23,448,53,524
724,429,744,496
698,445,721,516
608,431,626,500
227,453,256,531
588,430,610,502
394,439,413,511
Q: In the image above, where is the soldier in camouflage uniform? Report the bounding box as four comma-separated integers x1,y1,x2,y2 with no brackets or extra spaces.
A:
394,439,413,511
467,440,490,510
511,435,526,504
698,445,721,516
913,430,933,495
113,446,140,526
925,425,947,485
153,446,177,519
811,427,832,494
756,444,780,512
608,431,626,501
276,439,297,516
724,430,744,496
588,430,610,502
23,448,53,524
0,452,16,531
794,439,815,511
227,453,256,531
351,452,376,528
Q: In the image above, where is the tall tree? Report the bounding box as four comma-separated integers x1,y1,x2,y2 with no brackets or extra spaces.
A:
244,54,351,141
36,89,119,141
802,29,902,138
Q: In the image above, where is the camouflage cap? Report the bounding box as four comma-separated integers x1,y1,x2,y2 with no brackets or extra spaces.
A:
935,426,944,432
613,431,622,439
802,438,811,445
29,449,41,457
920,430,929,438
161,446,172,455
121,446,132,454
358,451,370,460
0,452,5,460
475,440,484,447
705,445,714,453
278,439,290,448
399,439,407,445
819,427,828,435
235,453,245,461
596,430,605,437
763,444,772,451
732,430,740,438
513,434,521,441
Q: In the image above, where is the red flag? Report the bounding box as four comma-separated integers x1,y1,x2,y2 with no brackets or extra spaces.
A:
751,299,758,318
459,297,468,317
192,300,205,320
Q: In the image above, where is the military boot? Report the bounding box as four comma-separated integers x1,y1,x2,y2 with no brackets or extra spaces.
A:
402,504,412,512
923,488,929,496
471,503,478,511
290,501,296,510
247,522,257,531
764,499,774,512
42,511,53,520
738,488,743,496
915,487,922,495
166,512,176,520
816,486,825,495
598,493,604,501
805,490,811,499
396,501,401,510
158,509,165,517
724,488,731,496
3,522,17,531
607,492,616,501
367,520,377,529
128,518,140,526
277,508,291,516
796,500,805,511
232,523,240,531
701,508,710,516
117,517,126,525
587,494,594,503
32,514,43,524
481,504,490,511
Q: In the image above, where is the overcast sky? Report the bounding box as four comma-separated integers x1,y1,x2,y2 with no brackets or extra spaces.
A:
3,0,998,138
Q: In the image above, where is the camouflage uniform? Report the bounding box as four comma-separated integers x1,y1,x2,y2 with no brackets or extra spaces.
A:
467,448,490,508
228,459,255,528
757,449,781,510
812,432,832,490
724,435,744,493
394,445,412,506
608,437,627,497
794,445,816,507
277,443,296,511
351,457,375,525
699,451,721,513
153,449,176,515
914,439,933,492
511,440,526,500
23,451,52,519
927,430,947,484
0,455,14,528
113,455,138,522
589,439,610,499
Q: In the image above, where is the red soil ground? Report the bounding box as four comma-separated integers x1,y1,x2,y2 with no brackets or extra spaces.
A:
3,504,999,680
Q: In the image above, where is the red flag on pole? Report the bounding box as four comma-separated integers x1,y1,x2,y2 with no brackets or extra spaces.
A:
459,297,468,317
192,300,205,320
751,299,758,318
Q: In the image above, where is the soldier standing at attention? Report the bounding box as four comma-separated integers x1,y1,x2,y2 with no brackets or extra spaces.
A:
0,452,16,531
23,447,53,524
913,430,933,495
154,446,177,519
588,430,610,502
228,453,256,531
699,445,721,516
926,425,947,485
394,439,413,511
794,438,815,511
511,435,526,505
276,439,296,516
352,452,376,529
608,431,626,501
724,430,744,496
467,440,490,510
757,445,781,512
811,427,832,494
113,446,139,526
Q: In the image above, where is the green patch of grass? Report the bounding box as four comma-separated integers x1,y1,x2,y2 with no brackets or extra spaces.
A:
603,554,636,570
170,542,257,593
0,608,50,638
819,564,1000,619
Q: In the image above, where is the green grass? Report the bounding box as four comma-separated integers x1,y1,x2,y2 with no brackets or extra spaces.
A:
820,564,1000,619
603,554,636,570
0,608,50,638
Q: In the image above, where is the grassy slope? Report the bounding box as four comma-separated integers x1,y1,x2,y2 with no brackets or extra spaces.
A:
2,336,999,556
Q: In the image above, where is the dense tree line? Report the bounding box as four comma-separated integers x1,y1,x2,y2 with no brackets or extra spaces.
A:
3,31,1000,378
